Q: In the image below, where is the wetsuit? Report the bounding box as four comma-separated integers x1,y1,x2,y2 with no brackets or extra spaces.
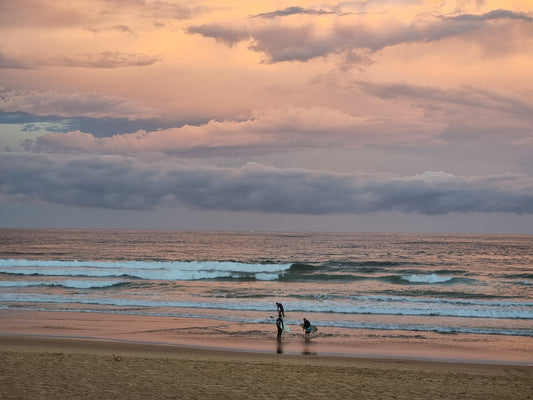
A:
276,317,284,341
277,303,285,317
303,318,311,342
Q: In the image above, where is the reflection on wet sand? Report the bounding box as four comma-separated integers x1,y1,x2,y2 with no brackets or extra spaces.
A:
276,339,317,356
302,342,317,356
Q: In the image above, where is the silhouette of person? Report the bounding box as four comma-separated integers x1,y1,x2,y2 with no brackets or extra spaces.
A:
276,316,285,341
276,302,285,318
302,317,311,342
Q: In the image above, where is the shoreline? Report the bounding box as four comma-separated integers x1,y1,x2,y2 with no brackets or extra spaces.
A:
1,309,532,365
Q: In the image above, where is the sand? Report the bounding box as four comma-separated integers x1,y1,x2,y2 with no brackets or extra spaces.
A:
1,310,532,399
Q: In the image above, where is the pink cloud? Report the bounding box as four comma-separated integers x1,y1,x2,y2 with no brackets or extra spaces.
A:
0,88,158,119
187,8,533,63
31,106,444,155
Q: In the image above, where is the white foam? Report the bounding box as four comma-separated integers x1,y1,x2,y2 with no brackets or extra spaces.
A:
0,259,292,281
0,280,125,289
402,274,454,284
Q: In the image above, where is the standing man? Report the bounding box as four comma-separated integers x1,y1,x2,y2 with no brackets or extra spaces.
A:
276,302,285,318
276,316,285,341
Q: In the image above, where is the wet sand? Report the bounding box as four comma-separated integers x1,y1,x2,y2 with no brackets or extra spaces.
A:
1,310,532,399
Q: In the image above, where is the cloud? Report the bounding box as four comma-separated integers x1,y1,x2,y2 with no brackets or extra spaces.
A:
0,0,203,28
58,52,164,68
1,153,532,215
27,106,443,155
0,50,164,70
249,25,333,63
356,81,533,122
449,9,533,22
186,22,334,62
0,88,158,119
252,6,335,19
85,25,137,35
187,8,533,63
9,81,532,156
0,49,36,69
187,22,337,62
351,81,533,147
23,77,533,156
185,24,250,46
0,0,95,28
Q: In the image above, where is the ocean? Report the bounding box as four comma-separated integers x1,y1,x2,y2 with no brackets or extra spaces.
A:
1,229,532,349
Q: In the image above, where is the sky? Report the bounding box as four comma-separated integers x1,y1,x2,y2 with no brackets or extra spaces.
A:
1,0,533,233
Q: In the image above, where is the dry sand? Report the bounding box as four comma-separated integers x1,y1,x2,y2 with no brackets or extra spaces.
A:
1,310,532,399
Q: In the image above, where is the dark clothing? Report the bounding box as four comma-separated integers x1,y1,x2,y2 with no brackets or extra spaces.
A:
276,317,284,341
303,318,311,342
277,303,285,318
303,319,311,331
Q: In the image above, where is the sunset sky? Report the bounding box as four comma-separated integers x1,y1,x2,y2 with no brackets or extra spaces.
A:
1,0,533,233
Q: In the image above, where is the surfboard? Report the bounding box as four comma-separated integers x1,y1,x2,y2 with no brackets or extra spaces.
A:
300,323,318,332
283,324,291,332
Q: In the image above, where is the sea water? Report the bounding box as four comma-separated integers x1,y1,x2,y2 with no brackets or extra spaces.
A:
1,229,532,343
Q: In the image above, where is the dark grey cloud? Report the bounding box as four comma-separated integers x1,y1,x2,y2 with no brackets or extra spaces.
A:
1,153,532,215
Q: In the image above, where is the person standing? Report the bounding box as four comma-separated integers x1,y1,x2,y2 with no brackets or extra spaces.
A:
276,302,285,318
302,317,311,342
276,316,285,341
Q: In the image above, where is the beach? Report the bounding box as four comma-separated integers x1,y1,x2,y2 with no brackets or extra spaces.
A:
1,310,532,400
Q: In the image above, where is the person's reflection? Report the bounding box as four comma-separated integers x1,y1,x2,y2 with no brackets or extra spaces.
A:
301,342,317,356
277,340,283,354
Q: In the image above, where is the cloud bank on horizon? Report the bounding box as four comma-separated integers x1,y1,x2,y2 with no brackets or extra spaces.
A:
1,0,532,233
2,153,532,216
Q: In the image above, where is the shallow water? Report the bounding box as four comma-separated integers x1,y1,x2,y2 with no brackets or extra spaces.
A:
0,229,532,359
